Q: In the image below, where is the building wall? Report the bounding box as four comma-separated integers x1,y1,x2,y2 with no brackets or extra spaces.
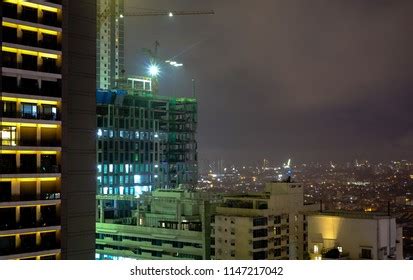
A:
212,182,310,260
1,0,95,260
61,0,96,260
308,214,399,260
97,0,124,89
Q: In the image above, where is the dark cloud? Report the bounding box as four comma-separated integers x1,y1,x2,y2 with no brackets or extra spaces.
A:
125,0,413,164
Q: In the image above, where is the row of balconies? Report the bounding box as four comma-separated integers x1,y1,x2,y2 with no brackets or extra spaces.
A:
2,28,60,51
0,241,61,257
2,51,60,74
0,154,60,174
3,3,61,28
0,216,60,232
2,76,61,98
0,111,60,121
0,193,60,203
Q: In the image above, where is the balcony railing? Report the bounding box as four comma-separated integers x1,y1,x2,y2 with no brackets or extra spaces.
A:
2,60,61,75
0,242,61,257
0,219,60,232
0,165,61,175
3,10,61,28
0,193,61,203
1,139,61,147
0,111,60,121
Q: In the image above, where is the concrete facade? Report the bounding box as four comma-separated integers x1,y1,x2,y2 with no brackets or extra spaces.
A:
96,189,215,260
212,181,317,260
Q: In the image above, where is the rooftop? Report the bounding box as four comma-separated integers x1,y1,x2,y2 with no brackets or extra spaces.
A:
307,210,393,220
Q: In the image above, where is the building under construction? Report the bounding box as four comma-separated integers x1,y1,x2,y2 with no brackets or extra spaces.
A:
95,76,202,259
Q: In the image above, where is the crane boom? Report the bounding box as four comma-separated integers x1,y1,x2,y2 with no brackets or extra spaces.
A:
125,10,215,17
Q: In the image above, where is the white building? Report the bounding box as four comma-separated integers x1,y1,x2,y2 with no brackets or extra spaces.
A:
308,212,403,260
211,181,318,260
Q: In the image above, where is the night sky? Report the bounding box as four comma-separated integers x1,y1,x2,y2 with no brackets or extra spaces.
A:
125,0,413,165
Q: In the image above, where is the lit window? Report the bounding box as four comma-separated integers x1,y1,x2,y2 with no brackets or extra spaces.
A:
0,126,17,146
109,164,113,173
314,244,319,254
119,186,124,195
103,187,108,194
97,129,103,137
134,175,141,184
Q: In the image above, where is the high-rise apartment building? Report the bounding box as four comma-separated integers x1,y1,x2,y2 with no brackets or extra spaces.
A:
211,181,317,260
307,211,404,260
1,0,96,260
97,0,124,89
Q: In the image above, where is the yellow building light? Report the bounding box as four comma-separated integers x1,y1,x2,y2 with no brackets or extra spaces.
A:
2,46,18,53
1,96,59,105
0,229,59,237
39,124,59,128
3,0,60,13
2,22,18,28
1,121,60,128
2,46,59,60
0,177,58,182
2,21,59,36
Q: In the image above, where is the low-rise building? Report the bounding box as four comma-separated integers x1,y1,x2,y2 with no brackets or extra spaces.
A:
96,189,215,260
307,211,403,260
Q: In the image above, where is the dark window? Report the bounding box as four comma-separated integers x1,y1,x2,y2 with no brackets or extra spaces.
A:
2,51,17,68
253,240,268,249
253,251,268,260
253,217,268,227
361,249,372,259
253,228,268,238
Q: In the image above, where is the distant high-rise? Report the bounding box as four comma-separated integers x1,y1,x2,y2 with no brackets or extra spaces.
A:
1,0,96,260
97,0,124,89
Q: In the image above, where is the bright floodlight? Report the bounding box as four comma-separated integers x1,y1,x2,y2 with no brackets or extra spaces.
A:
119,14,124,18
169,12,174,17
148,64,160,77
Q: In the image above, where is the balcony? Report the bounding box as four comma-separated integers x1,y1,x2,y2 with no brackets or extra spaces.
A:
2,53,61,75
0,193,60,203
0,111,60,121
0,165,61,175
0,139,61,148
2,3,18,19
0,242,61,257
4,6,62,28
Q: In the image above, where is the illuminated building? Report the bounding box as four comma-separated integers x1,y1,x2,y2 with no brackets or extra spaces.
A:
97,0,124,89
95,76,199,259
211,181,318,260
96,189,214,260
307,211,403,260
1,0,96,259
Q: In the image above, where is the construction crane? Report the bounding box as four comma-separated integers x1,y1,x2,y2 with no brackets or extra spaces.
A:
98,8,215,23
98,6,214,93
